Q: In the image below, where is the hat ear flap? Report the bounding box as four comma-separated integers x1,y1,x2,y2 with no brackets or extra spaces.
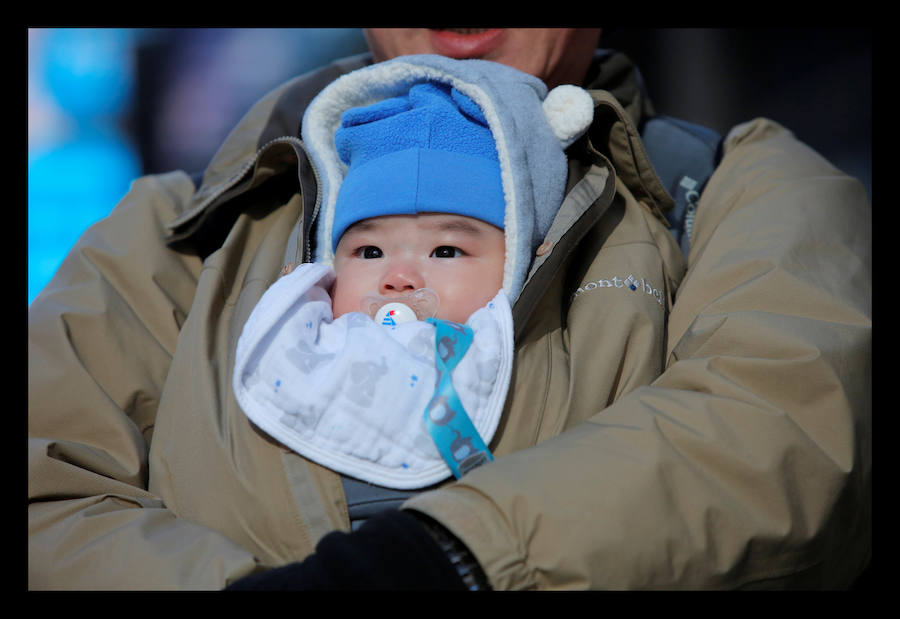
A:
542,85,594,149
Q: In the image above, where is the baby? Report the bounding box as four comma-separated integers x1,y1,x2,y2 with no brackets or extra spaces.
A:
234,54,593,490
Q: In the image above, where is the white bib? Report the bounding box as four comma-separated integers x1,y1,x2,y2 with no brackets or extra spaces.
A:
232,262,514,489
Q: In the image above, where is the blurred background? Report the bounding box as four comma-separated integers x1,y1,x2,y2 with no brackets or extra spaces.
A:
27,28,872,306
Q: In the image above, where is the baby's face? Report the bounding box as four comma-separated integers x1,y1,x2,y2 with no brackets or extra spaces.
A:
332,213,505,324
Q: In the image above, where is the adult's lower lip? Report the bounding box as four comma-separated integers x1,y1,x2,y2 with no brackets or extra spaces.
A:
428,28,506,59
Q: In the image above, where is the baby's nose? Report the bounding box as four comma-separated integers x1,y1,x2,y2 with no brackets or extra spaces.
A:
380,264,425,295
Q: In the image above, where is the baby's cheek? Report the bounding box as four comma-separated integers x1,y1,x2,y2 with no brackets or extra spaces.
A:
439,286,502,323
330,278,355,318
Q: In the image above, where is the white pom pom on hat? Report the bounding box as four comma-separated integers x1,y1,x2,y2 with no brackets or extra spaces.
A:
542,85,594,149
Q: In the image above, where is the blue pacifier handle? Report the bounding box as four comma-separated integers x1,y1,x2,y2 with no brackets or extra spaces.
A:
423,318,494,479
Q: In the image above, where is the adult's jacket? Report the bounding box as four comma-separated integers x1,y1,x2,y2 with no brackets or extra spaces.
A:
28,51,871,589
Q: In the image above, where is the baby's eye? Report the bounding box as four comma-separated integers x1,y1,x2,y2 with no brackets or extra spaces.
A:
358,246,383,259
431,246,463,258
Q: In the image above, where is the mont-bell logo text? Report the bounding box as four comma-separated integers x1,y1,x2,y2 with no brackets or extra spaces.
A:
571,274,664,306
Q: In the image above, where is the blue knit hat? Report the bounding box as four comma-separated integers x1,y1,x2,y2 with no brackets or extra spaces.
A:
331,81,505,249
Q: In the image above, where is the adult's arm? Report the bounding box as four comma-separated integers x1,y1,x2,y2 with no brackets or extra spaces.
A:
28,172,260,589
403,119,872,589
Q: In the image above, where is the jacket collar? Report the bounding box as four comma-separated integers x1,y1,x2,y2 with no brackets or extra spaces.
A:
585,49,656,128
166,53,373,242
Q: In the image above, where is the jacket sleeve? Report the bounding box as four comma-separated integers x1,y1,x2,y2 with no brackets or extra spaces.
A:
403,119,872,589
28,171,259,589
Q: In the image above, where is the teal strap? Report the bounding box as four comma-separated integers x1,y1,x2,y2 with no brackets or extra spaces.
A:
424,318,494,478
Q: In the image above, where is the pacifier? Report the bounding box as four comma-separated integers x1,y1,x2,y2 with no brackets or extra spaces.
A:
361,288,440,326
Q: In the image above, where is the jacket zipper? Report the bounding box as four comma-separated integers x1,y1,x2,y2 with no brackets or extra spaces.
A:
303,141,324,264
